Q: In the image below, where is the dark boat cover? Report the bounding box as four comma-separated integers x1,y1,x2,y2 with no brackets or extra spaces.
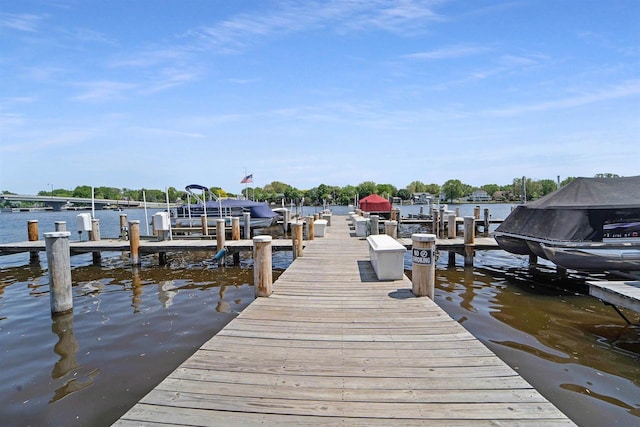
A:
359,194,392,213
495,176,640,242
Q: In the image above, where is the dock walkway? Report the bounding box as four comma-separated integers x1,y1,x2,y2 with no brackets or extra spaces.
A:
116,216,573,425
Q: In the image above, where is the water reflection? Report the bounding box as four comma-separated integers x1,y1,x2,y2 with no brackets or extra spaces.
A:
49,312,99,403
157,281,177,308
131,267,143,313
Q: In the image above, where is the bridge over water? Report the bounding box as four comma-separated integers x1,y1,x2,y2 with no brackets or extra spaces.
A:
0,194,170,211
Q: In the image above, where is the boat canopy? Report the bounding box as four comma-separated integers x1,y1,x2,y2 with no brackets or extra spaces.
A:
358,194,392,213
495,176,640,243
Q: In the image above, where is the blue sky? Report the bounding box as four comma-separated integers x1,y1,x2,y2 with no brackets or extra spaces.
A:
1,0,639,195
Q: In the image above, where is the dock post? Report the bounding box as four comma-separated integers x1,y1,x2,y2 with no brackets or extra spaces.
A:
529,254,538,265
463,216,475,266
322,212,331,226
391,209,397,221
439,206,446,237
291,222,303,259
45,231,73,315
231,217,240,240
447,214,456,239
432,209,439,237
119,213,128,239
483,208,490,237
253,236,273,297
201,215,208,236
308,216,315,241
384,220,397,238
128,221,140,265
90,218,101,265
411,234,436,299
216,219,226,266
55,221,67,232
28,220,39,264
370,215,379,235
243,212,251,239
474,206,480,219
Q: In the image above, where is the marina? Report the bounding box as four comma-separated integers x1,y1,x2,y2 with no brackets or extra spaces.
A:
115,216,573,425
1,205,639,426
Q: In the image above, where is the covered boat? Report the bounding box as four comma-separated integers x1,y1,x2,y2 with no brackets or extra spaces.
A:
358,194,392,217
172,184,278,229
494,176,640,273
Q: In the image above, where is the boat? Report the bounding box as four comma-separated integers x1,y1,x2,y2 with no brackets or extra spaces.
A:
358,194,392,218
494,176,640,274
171,184,278,229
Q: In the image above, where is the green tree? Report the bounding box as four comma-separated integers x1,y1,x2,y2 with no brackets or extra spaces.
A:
538,179,558,196
481,184,500,197
406,181,427,194
356,181,377,198
441,179,464,202
337,185,357,205
73,185,93,198
397,189,411,200
594,173,620,178
424,183,440,196
560,177,576,187
376,183,397,199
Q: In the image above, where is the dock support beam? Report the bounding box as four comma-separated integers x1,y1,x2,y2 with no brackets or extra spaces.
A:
216,219,226,266
253,236,273,297
45,231,73,315
411,234,436,299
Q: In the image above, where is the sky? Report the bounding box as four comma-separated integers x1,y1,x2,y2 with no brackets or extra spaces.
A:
1,0,639,196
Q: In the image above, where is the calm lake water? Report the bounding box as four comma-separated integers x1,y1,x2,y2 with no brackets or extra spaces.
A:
1,204,638,426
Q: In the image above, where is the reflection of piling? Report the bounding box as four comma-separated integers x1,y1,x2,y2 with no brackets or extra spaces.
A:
411,234,436,299
253,236,273,297
291,222,303,260
131,267,142,313
28,220,39,264
51,311,79,379
128,221,140,265
45,231,73,315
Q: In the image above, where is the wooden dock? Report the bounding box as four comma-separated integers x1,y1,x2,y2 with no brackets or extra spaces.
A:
114,216,574,426
587,280,640,319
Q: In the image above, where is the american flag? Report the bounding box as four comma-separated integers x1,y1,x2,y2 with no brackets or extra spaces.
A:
240,174,253,184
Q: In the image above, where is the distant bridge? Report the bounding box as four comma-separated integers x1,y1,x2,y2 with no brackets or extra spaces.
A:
0,194,172,211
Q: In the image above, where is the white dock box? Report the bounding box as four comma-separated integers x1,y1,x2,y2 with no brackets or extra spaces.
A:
76,213,92,232
153,212,170,231
314,219,328,237
367,235,406,280
354,217,370,237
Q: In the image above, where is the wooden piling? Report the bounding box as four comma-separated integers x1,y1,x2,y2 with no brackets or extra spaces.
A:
45,231,73,315
119,213,128,239
28,220,39,264
129,221,140,265
55,221,67,232
201,215,208,236
448,214,456,239
308,216,315,241
474,206,481,219
291,222,303,260
463,216,475,266
432,209,439,237
253,236,273,297
243,212,251,239
483,208,490,237
370,215,379,235
384,220,397,238
231,217,240,240
216,219,226,266
90,218,101,265
411,234,436,299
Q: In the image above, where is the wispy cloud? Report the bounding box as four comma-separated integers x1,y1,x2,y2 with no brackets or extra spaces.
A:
142,68,202,94
484,80,640,116
404,43,490,60
72,81,137,102
0,13,46,32
188,0,445,53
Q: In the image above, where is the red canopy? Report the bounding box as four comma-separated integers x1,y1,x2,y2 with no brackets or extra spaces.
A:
358,194,391,213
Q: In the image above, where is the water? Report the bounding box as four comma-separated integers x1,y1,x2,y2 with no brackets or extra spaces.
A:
1,205,639,426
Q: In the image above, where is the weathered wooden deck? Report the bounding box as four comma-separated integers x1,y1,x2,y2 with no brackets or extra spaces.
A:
587,280,640,314
114,215,573,426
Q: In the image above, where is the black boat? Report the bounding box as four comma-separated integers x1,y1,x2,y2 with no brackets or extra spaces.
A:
494,176,640,273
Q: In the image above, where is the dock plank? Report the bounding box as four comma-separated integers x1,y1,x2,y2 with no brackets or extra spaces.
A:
114,216,575,425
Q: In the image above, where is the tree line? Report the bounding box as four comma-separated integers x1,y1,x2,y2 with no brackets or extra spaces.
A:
0,173,620,207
